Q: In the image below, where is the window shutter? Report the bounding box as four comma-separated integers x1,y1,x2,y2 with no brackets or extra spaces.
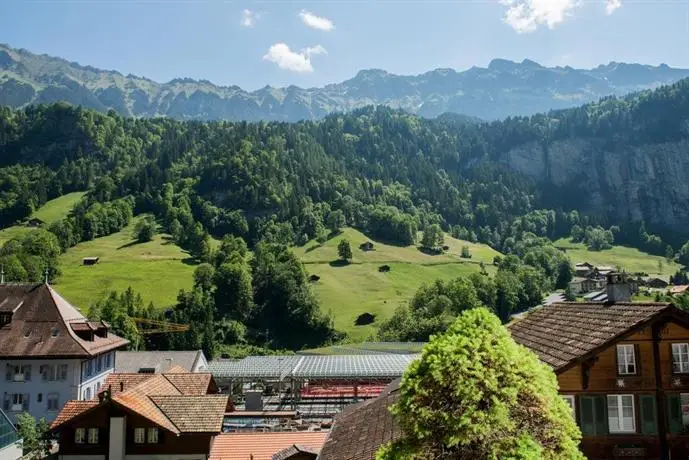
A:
24,365,31,381
5,365,11,381
593,395,608,436
2,393,9,411
668,394,683,434
634,344,641,375
639,395,657,434
22,394,29,411
579,396,595,435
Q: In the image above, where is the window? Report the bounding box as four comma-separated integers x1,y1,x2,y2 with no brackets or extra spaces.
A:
58,364,68,381
134,427,146,444
147,427,159,444
47,393,59,411
616,344,636,375
87,428,99,444
562,395,576,416
6,394,29,412
668,393,689,434
84,387,91,400
104,352,112,368
96,356,103,373
672,343,689,374
37,393,43,403
7,364,31,382
75,428,86,444
51,327,59,337
41,364,56,381
607,395,635,433
87,360,93,377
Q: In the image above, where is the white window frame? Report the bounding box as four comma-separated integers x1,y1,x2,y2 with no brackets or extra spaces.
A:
616,344,636,375
562,395,576,417
607,394,636,434
134,427,146,444
47,393,59,411
87,428,99,444
672,343,689,374
147,427,159,444
75,428,86,444
10,394,23,412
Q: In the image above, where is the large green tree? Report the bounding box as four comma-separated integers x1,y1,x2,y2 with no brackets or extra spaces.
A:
378,308,583,459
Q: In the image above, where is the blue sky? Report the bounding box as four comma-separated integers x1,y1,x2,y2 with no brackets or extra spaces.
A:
2,0,689,90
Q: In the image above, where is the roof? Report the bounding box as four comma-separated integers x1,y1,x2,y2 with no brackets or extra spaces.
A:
0,408,19,451
115,350,207,373
319,380,402,460
209,432,328,460
53,370,226,435
150,395,227,432
670,285,689,294
273,444,319,460
209,354,417,381
508,301,677,370
0,284,128,358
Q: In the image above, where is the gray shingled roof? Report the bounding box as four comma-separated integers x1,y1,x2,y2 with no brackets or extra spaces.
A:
115,350,206,373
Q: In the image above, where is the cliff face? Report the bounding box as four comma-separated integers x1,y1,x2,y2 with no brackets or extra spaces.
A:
504,139,689,233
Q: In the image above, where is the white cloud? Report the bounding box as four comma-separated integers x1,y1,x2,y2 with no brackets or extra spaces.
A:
500,0,579,33
263,43,327,73
241,9,257,27
605,0,622,15
299,10,335,31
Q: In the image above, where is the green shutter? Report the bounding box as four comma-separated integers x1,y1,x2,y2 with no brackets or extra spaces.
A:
639,395,658,435
668,394,683,434
593,395,608,436
579,396,608,436
579,396,595,435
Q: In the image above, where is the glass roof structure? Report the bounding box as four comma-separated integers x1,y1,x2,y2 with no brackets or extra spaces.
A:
0,408,18,451
209,354,418,381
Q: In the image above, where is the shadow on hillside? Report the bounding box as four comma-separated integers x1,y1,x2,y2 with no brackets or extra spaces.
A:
304,244,322,253
417,246,444,256
181,257,198,266
329,260,351,267
117,240,143,250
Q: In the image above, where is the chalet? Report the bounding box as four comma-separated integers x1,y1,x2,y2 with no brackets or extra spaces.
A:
0,283,128,423
508,274,689,459
82,257,99,266
646,278,670,289
359,242,375,252
26,218,44,228
51,369,228,460
575,262,595,277
569,276,606,295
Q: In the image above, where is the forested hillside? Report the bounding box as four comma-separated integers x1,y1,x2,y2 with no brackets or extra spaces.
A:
2,77,689,352
3,43,689,121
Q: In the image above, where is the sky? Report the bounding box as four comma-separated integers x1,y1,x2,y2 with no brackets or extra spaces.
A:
2,0,689,91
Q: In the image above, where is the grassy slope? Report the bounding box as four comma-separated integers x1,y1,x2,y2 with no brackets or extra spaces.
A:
0,192,86,245
54,215,195,311
293,228,501,340
554,238,681,278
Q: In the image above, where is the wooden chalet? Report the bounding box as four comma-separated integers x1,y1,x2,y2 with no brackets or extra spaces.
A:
509,275,689,460
50,368,229,460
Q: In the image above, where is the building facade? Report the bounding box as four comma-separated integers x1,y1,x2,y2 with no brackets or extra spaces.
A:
51,370,228,460
509,297,689,459
0,283,128,423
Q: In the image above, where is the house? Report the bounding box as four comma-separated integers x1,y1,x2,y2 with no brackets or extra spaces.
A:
26,218,44,228
569,276,606,295
1,283,128,423
318,380,401,460
114,350,208,374
508,274,689,460
359,242,375,252
575,262,595,277
209,431,328,460
82,257,99,266
669,285,689,296
646,278,669,289
0,408,21,460
51,369,229,460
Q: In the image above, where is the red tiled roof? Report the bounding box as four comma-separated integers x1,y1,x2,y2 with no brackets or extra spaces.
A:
210,432,328,460
51,401,99,429
101,373,156,396
508,301,675,370
0,284,128,358
319,380,401,460
163,372,215,395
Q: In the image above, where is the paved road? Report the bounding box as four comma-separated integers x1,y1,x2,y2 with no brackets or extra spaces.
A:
543,292,565,305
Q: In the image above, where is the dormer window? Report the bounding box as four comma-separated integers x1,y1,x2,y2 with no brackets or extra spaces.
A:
0,312,11,326
617,344,637,375
23,329,31,338
51,327,59,337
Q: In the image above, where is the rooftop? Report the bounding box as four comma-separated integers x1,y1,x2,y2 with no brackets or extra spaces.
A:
52,370,226,435
0,408,19,451
319,379,402,460
209,354,418,381
115,350,207,373
209,431,328,460
0,283,128,358
507,301,678,370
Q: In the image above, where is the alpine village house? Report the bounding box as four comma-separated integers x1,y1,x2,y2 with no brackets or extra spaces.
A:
0,283,128,424
320,274,689,460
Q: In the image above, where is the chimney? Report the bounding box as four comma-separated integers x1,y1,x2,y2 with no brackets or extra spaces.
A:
606,272,632,303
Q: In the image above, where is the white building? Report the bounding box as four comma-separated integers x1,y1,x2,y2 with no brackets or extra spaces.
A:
0,283,128,423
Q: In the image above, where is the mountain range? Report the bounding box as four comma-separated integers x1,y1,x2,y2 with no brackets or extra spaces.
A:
2,43,689,122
